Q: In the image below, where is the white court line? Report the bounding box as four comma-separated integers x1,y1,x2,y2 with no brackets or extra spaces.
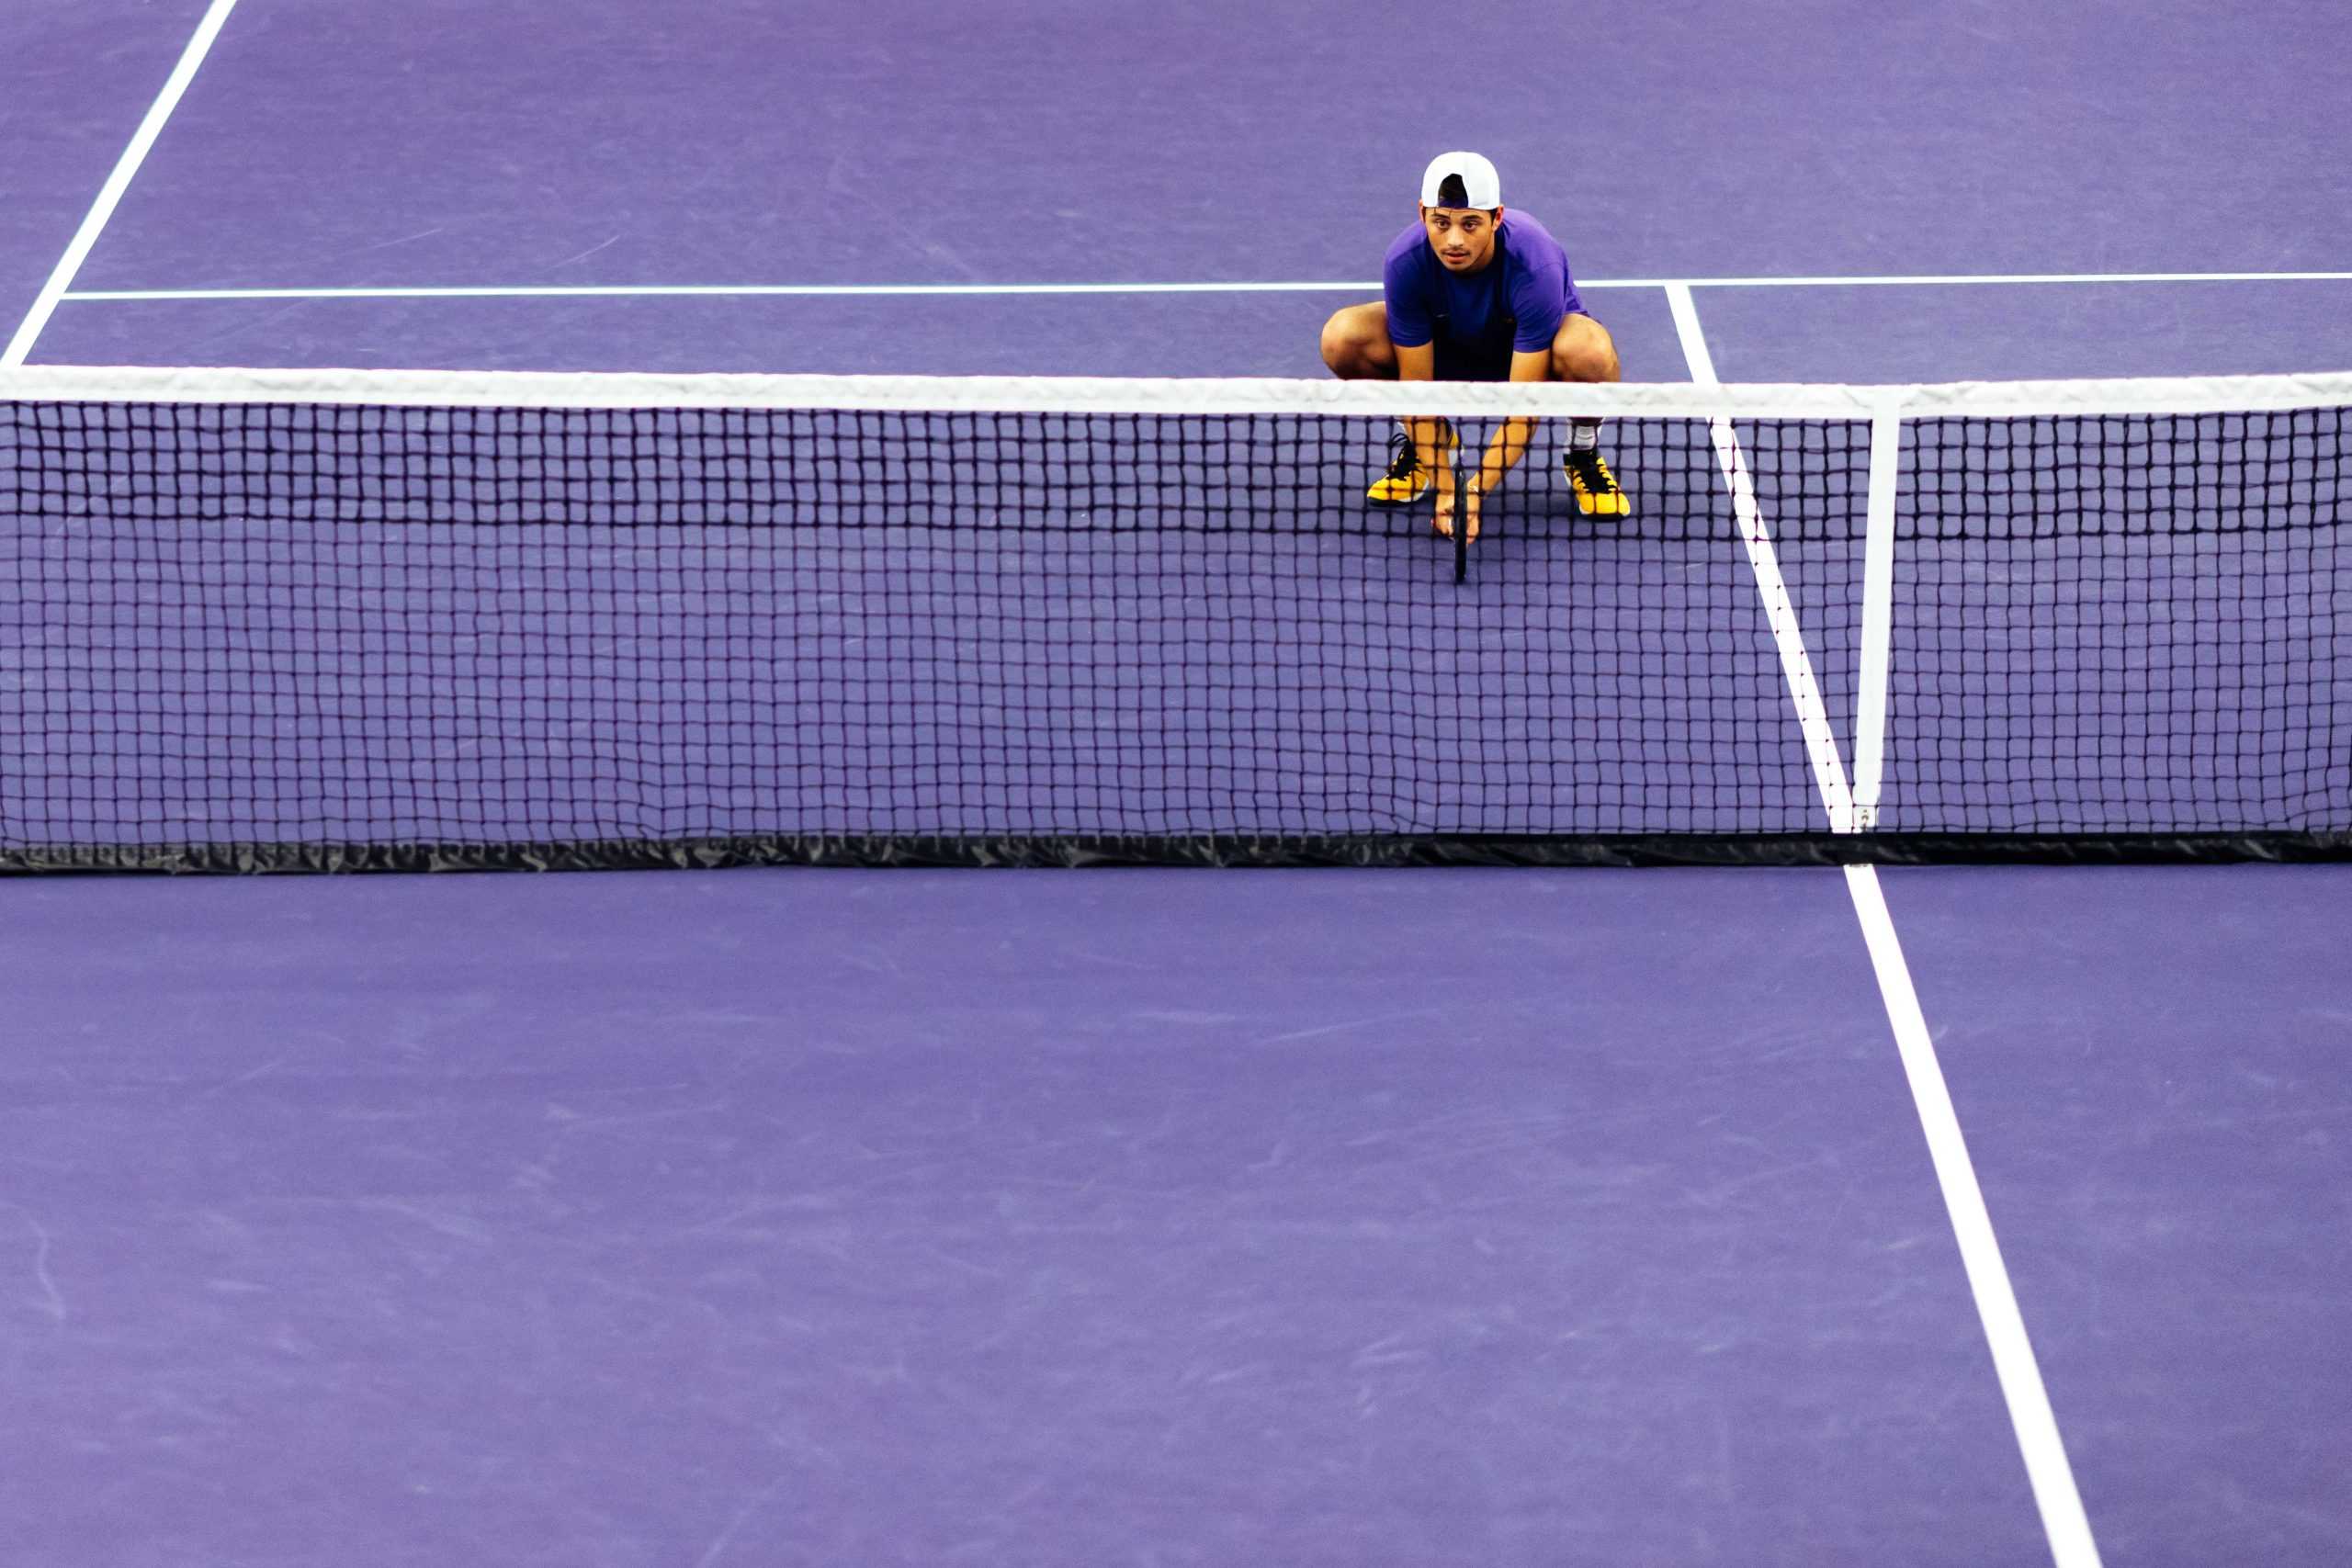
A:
1665,282,1856,831
2,0,243,366
53,267,2352,303
72,281,1385,301
1669,282,2102,1568
1634,269,2352,288
1852,406,1902,827
1843,867,2103,1567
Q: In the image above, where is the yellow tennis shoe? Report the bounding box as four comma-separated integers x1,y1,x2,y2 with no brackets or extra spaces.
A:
1365,424,1457,506
1564,446,1631,517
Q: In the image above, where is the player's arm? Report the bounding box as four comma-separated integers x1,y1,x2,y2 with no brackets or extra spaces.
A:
1469,349,1549,498
1437,348,1544,543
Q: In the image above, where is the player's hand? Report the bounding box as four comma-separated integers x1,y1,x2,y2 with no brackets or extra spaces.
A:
1432,480,1481,543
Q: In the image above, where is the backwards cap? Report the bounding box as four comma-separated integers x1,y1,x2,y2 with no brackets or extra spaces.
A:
1419,151,1501,209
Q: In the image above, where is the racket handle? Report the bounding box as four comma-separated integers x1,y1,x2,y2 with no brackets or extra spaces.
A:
1453,488,1468,583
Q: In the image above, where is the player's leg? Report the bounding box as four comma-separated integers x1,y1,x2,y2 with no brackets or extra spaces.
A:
1552,313,1630,516
1321,301,1453,505
1550,311,1622,386
1319,301,1396,380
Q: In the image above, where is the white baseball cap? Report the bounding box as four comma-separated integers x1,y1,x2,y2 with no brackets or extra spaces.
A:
1419,151,1501,209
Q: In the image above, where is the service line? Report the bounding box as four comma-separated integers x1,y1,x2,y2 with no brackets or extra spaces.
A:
56,268,2352,304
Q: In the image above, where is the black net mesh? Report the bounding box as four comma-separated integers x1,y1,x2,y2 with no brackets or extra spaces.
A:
1893,409,2347,839
0,389,2342,870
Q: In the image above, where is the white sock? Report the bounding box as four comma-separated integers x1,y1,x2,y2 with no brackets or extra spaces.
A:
1569,419,1601,453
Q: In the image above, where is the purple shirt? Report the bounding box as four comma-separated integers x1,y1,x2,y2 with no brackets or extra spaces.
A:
1382,211,1584,359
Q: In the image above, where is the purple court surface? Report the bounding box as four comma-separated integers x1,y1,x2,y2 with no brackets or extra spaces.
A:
3,2,2348,1564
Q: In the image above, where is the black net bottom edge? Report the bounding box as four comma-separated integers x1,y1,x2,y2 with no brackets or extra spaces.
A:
4,832,2349,874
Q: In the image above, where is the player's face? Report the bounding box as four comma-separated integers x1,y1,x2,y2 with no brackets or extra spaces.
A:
1420,205,1500,271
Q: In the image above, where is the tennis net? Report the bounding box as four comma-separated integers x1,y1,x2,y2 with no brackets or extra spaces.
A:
1,365,2345,870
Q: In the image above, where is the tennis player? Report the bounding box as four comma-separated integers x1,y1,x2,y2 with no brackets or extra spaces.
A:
1318,151,1627,541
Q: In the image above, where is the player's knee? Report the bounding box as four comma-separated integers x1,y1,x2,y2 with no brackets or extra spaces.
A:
1319,311,1368,375
1552,324,1621,384
1318,313,1350,372
1320,312,1387,378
